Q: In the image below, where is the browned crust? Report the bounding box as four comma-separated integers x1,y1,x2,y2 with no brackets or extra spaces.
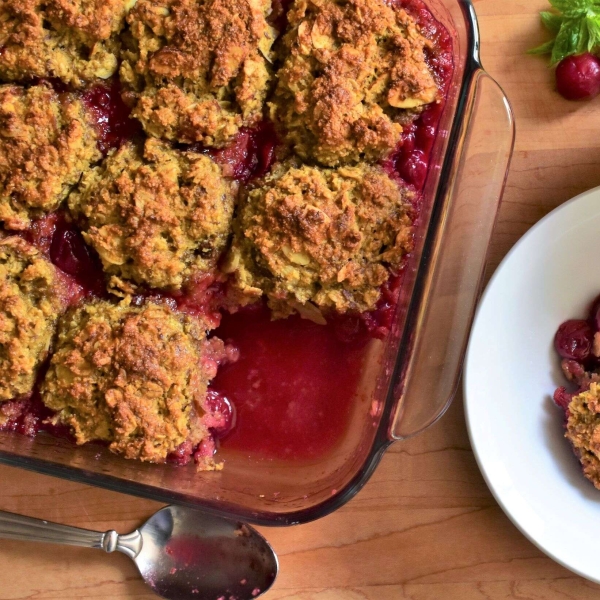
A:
566,382,600,489
270,0,439,165
0,0,135,85
69,138,235,292
41,299,219,464
0,83,101,230
120,0,276,146
225,161,414,319
0,237,66,402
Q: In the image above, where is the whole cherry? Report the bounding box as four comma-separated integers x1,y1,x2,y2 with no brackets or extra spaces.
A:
554,319,594,361
555,53,600,100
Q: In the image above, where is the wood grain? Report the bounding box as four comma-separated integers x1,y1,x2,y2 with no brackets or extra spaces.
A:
2,1,600,598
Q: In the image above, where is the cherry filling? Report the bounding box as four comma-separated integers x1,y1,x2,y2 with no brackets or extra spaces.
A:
24,212,107,299
81,82,142,154
269,0,294,31
555,320,594,362
204,390,236,436
189,121,279,183
0,0,454,465
383,103,445,190
49,216,108,298
0,394,50,437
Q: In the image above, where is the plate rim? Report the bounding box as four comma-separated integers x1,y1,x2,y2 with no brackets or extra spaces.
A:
463,184,600,583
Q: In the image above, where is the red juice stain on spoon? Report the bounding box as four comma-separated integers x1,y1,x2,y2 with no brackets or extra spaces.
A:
211,304,369,461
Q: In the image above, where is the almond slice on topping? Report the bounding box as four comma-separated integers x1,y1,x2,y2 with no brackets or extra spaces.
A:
387,91,426,109
291,300,327,325
282,245,311,265
311,22,333,49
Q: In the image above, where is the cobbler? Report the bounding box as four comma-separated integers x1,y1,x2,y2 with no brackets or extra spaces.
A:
0,0,454,466
0,237,69,403
0,83,101,230
0,0,136,86
225,160,414,321
270,0,439,166
120,0,277,146
69,137,235,293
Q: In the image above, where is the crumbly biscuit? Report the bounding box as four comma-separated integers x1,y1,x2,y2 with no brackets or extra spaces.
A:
69,138,235,292
0,83,101,230
225,161,414,319
0,237,66,401
120,0,276,146
41,299,220,464
566,382,600,489
271,0,439,166
0,0,136,86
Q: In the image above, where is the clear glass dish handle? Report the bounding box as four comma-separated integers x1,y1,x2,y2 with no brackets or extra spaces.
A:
391,68,515,440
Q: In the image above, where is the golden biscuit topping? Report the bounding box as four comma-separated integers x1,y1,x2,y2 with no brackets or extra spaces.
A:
41,299,219,463
0,83,101,230
69,138,235,292
566,382,600,490
0,0,136,86
271,0,439,165
0,237,66,402
225,161,414,319
120,0,277,146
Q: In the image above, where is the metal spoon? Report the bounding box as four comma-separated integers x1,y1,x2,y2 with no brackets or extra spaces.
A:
0,505,278,600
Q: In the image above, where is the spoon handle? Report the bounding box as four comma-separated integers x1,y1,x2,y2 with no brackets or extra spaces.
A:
0,509,142,558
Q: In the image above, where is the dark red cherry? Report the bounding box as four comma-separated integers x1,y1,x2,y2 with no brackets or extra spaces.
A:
556,53,600,100
554,319,594,360
398,149,428,189
204,390,235,437
49,221,106,296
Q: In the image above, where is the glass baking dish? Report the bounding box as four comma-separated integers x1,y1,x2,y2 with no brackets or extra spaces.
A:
0,0,514,526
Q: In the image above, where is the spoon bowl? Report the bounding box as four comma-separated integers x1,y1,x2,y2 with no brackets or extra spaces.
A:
136,506,278,600
0,505,278,600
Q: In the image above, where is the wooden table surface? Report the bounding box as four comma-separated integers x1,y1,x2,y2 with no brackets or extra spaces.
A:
4,1,600,598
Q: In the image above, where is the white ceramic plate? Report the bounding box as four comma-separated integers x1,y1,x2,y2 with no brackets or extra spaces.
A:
464,186,600,582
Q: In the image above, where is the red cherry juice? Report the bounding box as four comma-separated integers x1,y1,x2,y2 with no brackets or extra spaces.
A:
210,304,369,460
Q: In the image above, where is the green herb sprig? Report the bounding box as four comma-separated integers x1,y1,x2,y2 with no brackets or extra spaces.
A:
529,0,600,65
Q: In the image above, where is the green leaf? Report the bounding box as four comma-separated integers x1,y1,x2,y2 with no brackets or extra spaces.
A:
577,16,591,51
586,15,600,49
549,0,592,17
528,1,600,62
551,18,583,64
527,39,556,54
541,11,564,33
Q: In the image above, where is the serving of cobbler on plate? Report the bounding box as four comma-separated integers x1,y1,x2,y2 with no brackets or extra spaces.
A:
552,298,600,489
0,0,453,468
